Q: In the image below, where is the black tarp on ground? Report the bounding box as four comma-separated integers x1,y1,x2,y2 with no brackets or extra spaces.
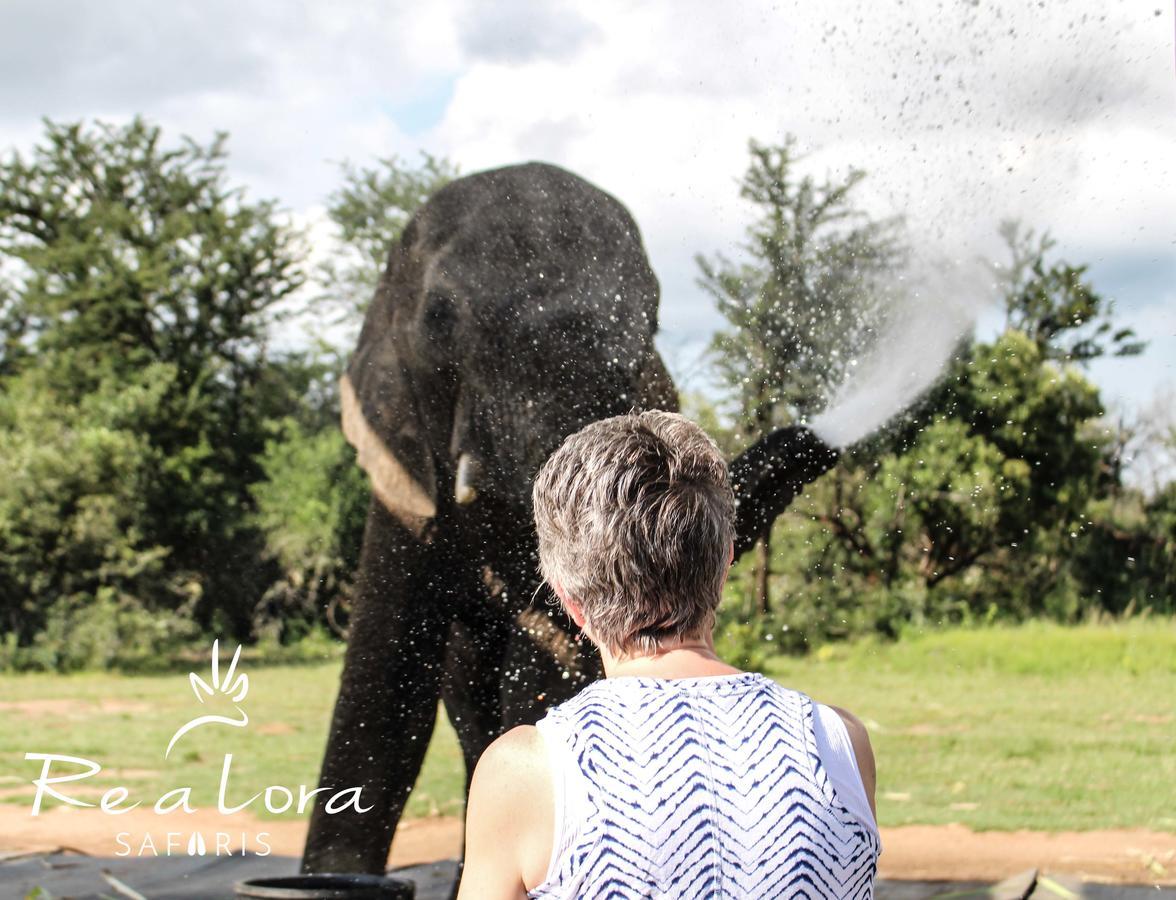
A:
1,853,1172,899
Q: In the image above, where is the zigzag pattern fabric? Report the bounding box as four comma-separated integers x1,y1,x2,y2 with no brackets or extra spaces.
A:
530,672,878,899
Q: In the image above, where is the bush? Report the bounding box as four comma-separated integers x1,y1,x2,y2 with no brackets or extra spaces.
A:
0,589,200,672
0,364,202,644
713,605,779,673
250,417,368,641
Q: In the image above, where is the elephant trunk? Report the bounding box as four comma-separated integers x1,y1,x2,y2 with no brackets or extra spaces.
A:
729,425,840,559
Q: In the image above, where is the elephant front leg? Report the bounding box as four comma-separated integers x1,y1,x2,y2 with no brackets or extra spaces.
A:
302,502,448,875
442,603,511,792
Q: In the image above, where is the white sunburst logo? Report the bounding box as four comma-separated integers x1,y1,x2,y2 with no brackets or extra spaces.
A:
165,639,250,759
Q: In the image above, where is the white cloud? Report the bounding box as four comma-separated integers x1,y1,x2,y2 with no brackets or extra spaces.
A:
0,1,466,208
456,0,602,63
1,0,1172,429
0,0,268,118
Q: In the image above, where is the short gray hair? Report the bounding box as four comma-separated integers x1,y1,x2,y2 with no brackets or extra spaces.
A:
531,410,736,655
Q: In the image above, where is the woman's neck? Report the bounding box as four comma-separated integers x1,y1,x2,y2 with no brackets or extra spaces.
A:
599,632,743,680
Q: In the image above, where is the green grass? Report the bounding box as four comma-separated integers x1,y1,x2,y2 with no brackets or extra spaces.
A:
1,620,1173,832
766,619,1176,832
0,661,465,820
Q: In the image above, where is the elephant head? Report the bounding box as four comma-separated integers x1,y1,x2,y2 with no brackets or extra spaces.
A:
341,162,678,542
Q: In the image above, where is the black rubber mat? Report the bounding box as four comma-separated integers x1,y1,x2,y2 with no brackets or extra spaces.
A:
1,852,1171,899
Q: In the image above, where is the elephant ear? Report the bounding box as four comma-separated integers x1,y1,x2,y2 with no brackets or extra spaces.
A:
340,282,439,539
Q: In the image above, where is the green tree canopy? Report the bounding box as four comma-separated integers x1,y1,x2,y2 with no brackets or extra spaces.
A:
992,220,1145,365
699,137,906,614
698,137,906,437
0,117,309,644
0,117,303,389
316,153,456,330
753,216,1158,641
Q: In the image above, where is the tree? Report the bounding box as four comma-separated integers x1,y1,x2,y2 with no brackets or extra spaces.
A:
767,330,1112,644
992,221,1145,365
315,153,457,331
698,137,905,615
0,117,306,646
761,225,1154,644
0,272,29,377
0,362,204,667
1068,393,1176,617
0,118,303,388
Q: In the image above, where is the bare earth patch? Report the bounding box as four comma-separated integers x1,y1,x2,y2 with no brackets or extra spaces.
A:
0,805,1172,884
878,824,1175,885
0,699,150,717
255,721,297,736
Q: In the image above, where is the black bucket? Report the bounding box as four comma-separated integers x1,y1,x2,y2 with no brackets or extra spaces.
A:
234,874,415,899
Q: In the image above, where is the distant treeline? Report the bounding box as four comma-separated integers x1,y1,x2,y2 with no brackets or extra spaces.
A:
0,119,1171,671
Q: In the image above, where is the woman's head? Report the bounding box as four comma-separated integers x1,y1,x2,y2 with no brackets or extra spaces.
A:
531,410,736,656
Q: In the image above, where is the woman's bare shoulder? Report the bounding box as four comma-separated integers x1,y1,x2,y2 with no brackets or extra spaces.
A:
471,724,550,806
825,705,877,817
464,724,554,896
480,724,546,763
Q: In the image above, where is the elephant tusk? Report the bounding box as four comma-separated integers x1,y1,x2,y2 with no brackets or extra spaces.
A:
455,453,481,505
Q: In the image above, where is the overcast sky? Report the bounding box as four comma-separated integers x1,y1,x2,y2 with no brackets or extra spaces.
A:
2,0,1173,441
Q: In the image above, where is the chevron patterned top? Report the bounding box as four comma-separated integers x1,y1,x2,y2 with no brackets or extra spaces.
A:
529,672,879,899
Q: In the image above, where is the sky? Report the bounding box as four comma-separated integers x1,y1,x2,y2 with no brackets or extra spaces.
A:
2,0,1173,460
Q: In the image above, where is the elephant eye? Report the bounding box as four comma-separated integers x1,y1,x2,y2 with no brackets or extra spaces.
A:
423,291,456,343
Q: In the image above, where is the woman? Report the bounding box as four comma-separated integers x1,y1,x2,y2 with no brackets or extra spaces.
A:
458,411,879,899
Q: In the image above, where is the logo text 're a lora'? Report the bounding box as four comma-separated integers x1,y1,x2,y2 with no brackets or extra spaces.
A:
23,641,368,858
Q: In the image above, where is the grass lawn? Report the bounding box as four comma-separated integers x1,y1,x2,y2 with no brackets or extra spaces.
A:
0,654,465,821
766,619,1176,832
1,619,1173,831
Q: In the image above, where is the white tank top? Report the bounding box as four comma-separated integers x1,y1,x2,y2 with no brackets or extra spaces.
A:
530,672,880,899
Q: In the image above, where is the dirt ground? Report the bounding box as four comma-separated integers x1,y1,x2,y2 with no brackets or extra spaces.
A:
2,805,1173,886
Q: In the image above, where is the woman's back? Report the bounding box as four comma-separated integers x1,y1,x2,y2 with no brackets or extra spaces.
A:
530,672,879,899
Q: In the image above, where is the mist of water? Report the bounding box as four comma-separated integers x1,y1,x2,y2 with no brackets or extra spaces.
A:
809,260,984,448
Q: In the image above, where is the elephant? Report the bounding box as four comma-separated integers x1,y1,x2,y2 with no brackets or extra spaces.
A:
301,161,840,875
